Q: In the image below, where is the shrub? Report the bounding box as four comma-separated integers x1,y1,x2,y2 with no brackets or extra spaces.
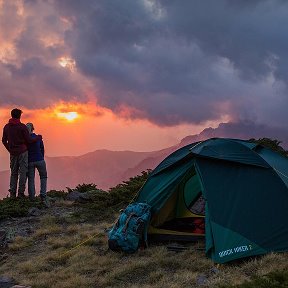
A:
249,138,288,157
73,170,151,221
108,170,151,208
67,183,98,193
0,197,42,220
47,190,67,198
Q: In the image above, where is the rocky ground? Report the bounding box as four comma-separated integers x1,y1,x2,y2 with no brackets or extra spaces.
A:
0,198,79,288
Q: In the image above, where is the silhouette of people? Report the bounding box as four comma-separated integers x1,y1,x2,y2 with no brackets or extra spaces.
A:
26,123,49,207
2,108,41,198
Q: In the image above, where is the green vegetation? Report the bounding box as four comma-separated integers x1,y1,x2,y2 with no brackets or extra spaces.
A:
46,189,67,198
73,170,151,221
0,170,150,221
109,169,151,205
0,197,43,220
66,183,98,193
249,137,288,157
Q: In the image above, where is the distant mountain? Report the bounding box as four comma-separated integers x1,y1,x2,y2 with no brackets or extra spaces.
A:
0,150,159,199
46,150,154,190
1,121,287,199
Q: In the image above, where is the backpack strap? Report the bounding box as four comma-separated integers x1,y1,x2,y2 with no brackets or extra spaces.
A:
123,212,136,233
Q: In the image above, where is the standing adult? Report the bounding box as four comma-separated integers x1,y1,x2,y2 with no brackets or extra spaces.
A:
2,108,41,198
26,122,49,207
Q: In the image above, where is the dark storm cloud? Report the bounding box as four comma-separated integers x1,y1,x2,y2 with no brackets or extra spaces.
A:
0,0,89,108
0,58,84,107
158,0,288,81
53,0,288,127
1,0,288,129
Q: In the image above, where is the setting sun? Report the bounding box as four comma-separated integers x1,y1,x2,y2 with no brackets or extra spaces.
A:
58,56,76,71
52,102,84,122
56,111,79,122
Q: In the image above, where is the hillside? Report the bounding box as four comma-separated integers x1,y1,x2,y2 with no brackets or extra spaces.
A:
45,150,154,190
0,177,287,288
0,145,178,200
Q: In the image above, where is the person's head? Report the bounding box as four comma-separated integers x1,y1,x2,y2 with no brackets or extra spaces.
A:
26,122,34,134
11,108,23,119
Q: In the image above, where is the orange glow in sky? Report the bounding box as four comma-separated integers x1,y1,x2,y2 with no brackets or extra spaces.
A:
0,102,229,171
56,111,79,122
51,102,85,122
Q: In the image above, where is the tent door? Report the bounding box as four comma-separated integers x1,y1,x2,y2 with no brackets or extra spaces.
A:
149,166,205,237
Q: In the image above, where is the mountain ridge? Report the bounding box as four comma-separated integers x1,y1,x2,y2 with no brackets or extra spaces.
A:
1,121,287,199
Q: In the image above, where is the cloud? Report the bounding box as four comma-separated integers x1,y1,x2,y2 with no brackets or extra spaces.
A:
0,57,88,107
1,0,288,130
0,0,90,108
182,121,288,148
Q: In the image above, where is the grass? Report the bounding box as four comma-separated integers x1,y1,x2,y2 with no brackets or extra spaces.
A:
1,172,288,287
220,270,288,288
1,208,287,288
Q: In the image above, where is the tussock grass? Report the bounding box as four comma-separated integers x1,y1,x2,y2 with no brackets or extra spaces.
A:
8,236,34,251
1,210,288,288
33,225,63,238
1,173,288,287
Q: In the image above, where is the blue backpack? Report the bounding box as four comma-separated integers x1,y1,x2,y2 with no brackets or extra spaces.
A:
108,202,151,253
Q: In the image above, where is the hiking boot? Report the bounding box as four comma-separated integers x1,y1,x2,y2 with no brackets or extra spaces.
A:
8,189,16,199
17,193,26,199
9,193,16,199
41,196,51,208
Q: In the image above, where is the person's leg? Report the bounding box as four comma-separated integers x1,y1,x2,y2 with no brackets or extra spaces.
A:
35,160,49,207
18,151,28,197
36,160,48,199
28,162,36,200
9,155,19,198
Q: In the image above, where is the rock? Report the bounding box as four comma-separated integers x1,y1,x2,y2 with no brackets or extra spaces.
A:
65,191,92,202
0,276,16,288
65,191,83,201
196,274,208,286
11,285,32,288
27,207,41,217
78,193,92,201
196,267,219,286
17,227,33,238
209,267,220,275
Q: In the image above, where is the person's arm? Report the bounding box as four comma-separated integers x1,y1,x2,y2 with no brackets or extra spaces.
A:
22,128,42,144
2,127,9,152
40,140,45,157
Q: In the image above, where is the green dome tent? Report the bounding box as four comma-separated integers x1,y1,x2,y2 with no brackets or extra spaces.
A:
135,138,288,263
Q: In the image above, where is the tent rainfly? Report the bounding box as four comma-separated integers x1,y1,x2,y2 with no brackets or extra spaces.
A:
134,138,288,263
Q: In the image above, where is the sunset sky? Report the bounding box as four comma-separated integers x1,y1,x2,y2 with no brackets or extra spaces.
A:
1,0,288,170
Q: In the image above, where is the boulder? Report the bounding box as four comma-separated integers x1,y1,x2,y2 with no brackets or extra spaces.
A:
0,276,16,288
65,191,92,202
